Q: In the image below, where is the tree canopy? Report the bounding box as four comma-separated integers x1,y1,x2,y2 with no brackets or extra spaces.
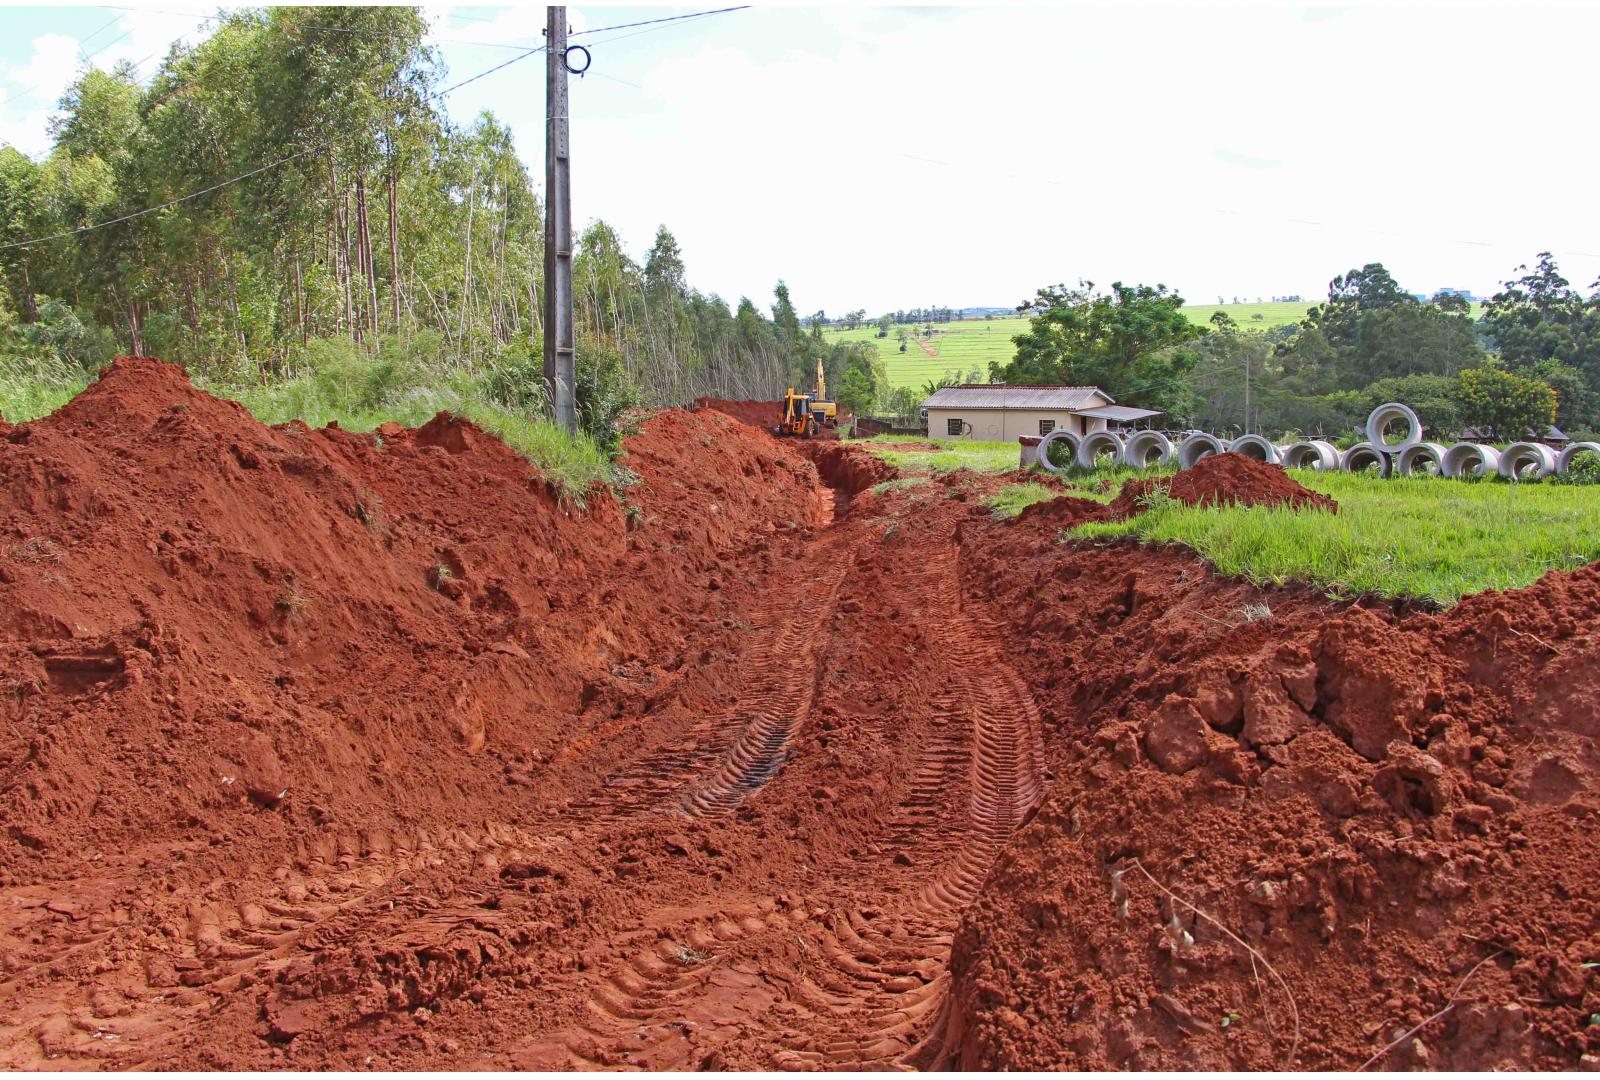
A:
990,281,1204,415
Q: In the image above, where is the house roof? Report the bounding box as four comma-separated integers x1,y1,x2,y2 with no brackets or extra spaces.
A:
921,384,1112,410
1072,405,1164,422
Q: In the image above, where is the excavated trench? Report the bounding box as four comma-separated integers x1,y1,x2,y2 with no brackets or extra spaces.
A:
1,369,1596,1070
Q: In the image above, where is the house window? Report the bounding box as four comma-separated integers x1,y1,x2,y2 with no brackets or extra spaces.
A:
946,417,964,436
1039,419,1055,435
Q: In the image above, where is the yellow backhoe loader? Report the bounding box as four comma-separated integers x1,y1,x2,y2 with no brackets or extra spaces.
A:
775,358,838,438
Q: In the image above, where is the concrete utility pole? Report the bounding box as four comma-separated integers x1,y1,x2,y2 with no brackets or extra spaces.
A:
543,6,576,433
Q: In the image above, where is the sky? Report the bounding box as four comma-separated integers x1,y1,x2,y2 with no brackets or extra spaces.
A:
4,2,1600,316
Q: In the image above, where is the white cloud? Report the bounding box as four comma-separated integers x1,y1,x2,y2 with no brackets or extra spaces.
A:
1,10,226,156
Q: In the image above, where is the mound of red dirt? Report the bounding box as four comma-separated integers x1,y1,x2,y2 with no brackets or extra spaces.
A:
946,505,1600,1069
693,397,779,430
1109,451,1338,516
0,357,826,879
1014,493,1113,529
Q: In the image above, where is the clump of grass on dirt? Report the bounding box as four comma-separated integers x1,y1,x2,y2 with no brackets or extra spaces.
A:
218,371,614,504
986,482,1065,520
1068,471,1600,605
1049,462,1177,502
870,476,932,496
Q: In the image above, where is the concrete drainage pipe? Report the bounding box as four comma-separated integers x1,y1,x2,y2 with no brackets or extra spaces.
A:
1366,402,1424,452
1226,434,1280,464
1121,430,1174,468
1441,443,1501,478
1498,442,1558,481
1557,441,1600,475
1340,442,1393,477
1281,440,1340,471
1176,432,1226,469
1075,430,1125,469
1035,429,1082,474
1395,442,1450,476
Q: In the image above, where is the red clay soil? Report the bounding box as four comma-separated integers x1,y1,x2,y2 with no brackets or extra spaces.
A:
0,362,1595,1070
947,502,1600,1070
1109,451,1339,516
692,396,780,430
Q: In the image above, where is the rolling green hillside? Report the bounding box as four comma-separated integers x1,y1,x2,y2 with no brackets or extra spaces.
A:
835,301,1481,392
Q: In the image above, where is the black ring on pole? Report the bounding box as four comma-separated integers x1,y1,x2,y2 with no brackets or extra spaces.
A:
564,45,591,75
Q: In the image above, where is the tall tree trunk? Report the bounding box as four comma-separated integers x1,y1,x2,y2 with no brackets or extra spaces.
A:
339,186,354,340
294,246,306,345
387,161,401,329
357,174,379,343
18,262,37,322
458,165,477,363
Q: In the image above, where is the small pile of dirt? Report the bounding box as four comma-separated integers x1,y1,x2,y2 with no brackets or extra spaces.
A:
1109,452,1338,516
1013,493,1111,529
948,506,1600,1069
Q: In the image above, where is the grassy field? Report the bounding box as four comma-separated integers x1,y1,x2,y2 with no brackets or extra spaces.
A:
858,432,1596,604
828,317,1033,391
1181,301,1311,330
1068,470,1600,606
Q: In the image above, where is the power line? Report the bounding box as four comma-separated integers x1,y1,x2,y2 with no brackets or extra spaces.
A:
0,150,322,252
571,7,751,39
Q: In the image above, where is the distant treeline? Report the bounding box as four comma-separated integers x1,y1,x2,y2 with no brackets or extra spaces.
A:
982,258,1600,442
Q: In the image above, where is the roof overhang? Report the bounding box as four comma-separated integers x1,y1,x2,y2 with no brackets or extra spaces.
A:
1071,405,1164,422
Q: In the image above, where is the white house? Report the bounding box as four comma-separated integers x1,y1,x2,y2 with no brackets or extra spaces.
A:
921,384,1159,441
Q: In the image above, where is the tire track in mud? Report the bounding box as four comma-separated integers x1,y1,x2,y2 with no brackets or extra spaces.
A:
771,549,1047,1069
511,539,1046,1070
676,545,853,818
567,539,855,825
0,820,559,1067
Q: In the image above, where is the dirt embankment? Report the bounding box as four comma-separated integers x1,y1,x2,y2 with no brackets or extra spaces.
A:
948,486,1599,1070
693,397,779,430
1010,452,1337,531
0,359,827,875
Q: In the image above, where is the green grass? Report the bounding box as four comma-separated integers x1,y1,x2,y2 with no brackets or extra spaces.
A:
1067,470,1600,605
0,355,88,422
1181,301,1312,330
861,436,1023,475
986,482,1063,519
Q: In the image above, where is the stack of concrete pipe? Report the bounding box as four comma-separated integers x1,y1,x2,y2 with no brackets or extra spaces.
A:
1028,401,1597,480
